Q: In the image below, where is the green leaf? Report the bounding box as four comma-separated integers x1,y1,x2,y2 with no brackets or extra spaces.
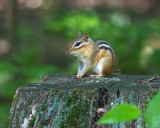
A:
97,104,141,124
144,92,160,128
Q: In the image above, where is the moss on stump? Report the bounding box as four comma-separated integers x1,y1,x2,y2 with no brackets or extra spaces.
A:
9,74,160,128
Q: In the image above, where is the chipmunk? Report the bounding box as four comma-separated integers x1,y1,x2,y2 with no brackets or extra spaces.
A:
67,32,116,79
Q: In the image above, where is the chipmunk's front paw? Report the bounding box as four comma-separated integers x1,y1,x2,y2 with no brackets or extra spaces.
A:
76,74,83,79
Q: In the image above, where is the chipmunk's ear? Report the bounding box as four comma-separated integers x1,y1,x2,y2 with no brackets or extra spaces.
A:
83,32,89,38
77,31,81,37
83,32,89,42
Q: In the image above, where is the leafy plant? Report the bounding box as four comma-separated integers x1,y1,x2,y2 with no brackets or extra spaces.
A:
98,104,141,124
144,92,160,128
98,91,160,128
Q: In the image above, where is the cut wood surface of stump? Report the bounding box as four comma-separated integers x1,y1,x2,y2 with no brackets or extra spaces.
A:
9,74,160,128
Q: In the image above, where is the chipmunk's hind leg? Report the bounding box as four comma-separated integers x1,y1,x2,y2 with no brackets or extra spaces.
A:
102,57,113,77
89,74,102,78
92,57,106,77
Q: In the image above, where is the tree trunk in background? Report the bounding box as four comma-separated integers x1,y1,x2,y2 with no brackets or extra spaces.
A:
9,74,160,128
5,0,18,54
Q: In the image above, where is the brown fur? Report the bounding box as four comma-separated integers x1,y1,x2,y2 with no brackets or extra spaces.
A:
67,32,115,78
96,49,114,76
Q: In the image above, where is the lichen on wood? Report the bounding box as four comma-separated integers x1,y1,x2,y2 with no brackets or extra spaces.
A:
9,74,160,128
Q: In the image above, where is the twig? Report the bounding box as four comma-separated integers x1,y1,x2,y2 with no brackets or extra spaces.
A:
136,76,160,88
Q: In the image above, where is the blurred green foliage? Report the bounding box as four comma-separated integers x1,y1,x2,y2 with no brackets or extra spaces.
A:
0,105,10,128
0,7,160,127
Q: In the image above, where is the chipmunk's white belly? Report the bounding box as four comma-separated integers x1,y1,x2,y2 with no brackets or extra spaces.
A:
92,57,106,75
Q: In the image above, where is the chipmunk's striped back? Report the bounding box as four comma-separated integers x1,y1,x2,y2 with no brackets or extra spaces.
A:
67,31,116,78
95,40,116,64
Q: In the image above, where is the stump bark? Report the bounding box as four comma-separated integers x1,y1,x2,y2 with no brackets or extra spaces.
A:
9,74,160,128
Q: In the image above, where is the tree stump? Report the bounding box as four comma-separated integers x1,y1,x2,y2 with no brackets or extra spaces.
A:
9,74,160,128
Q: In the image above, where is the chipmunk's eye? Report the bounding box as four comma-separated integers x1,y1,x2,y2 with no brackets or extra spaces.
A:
75,42,81,47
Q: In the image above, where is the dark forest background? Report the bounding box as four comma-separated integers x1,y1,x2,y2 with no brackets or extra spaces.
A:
0,0,160,127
